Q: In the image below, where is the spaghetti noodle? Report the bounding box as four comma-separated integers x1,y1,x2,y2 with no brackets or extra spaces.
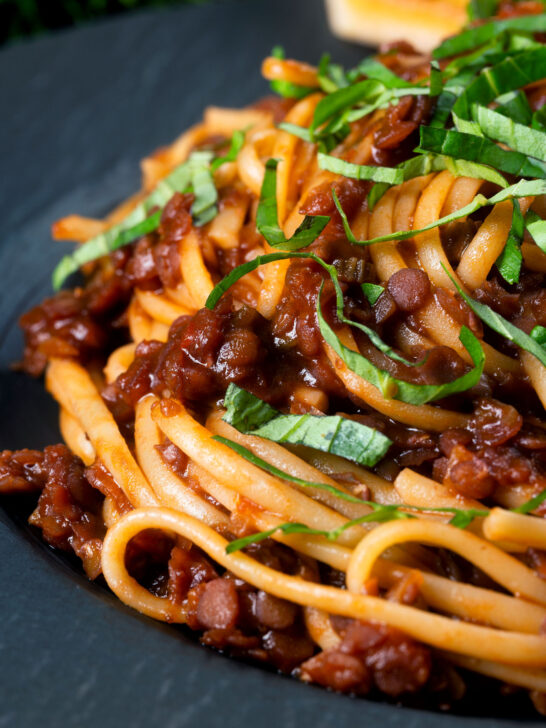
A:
3,0,546,715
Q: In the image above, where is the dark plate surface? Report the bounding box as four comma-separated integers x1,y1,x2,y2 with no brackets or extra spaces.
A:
0,3,543,726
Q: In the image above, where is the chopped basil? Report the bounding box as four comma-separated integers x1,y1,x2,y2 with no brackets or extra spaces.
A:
429,67,480,128
210,129,245,172
278,122,313,143
356,57,415,89
367,152,508,211
434,16,546,60
496,200,524,285
317,282,485,405
52,210,162,291
318,152,403,185
361,282,384,306
269,46,316,99
531,326,546,348
513,488,546,515
317,53,349,93
222,384,392,467
472,104,546,162
225,503,489,553
452,48,546,119
495,89,533,126
213,434,368,504
256,159,330,250
532,105,546,133
189,151,218,226
467,0,499,21
52,137,244,290
429,61,443,98
525,210,546,254
419,126,546,180
453,111,484,137
358,180,546,247
445,267,546,368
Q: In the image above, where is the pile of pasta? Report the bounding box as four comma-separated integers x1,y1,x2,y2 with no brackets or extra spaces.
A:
5,0,546,714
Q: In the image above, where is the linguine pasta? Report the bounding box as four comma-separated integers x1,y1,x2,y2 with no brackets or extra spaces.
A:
3,0,546,714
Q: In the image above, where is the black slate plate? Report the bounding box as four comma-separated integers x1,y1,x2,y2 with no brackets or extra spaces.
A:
0,3,543,726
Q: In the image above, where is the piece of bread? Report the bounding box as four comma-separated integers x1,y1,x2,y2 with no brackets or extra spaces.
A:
325,0,468,52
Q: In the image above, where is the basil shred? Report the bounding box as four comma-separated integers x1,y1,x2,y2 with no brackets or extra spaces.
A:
52,131,245,289
221,384,392,468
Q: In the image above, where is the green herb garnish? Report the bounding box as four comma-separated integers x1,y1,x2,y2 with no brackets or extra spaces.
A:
434,16,546,60
496,200,524,285
472,104,546,162
525,209,546,253
213,434,372,503
513,488,546,514
419,126,546,180
318,152,403,185
269,46,317,99
222,384,392,467
361,282,384,306
355,179,546,247
317,282,485,405
256,159,330,250
52,135,245,290
225,503,489,554
444,266,546,367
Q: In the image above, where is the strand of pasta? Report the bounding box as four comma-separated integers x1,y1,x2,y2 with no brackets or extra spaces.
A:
416,298,521,375
346,519,546,606
46,358,157,507
457,198,534,290
304,607,341,650
206,411,376,519
413,170,463,291
257,95,321,319
394,321,435,353
393,468,483,509
208,192,251,250
101,507,546,666
237,126,276,196
165,282,199,308
369,187,406,279
104,343,136,384
323,327,470,431
103,495,123,528
392,174,433,234
522,241,546,273
483,507,546,549
443,653,546,693
52,215,107,243
440,176,483,217
521,350,546,409
179,229,215,308
134,396,229,530
261,56,319,87
59,407,95,466
151,397,369,548
128,297,155,344
134,289,193,325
